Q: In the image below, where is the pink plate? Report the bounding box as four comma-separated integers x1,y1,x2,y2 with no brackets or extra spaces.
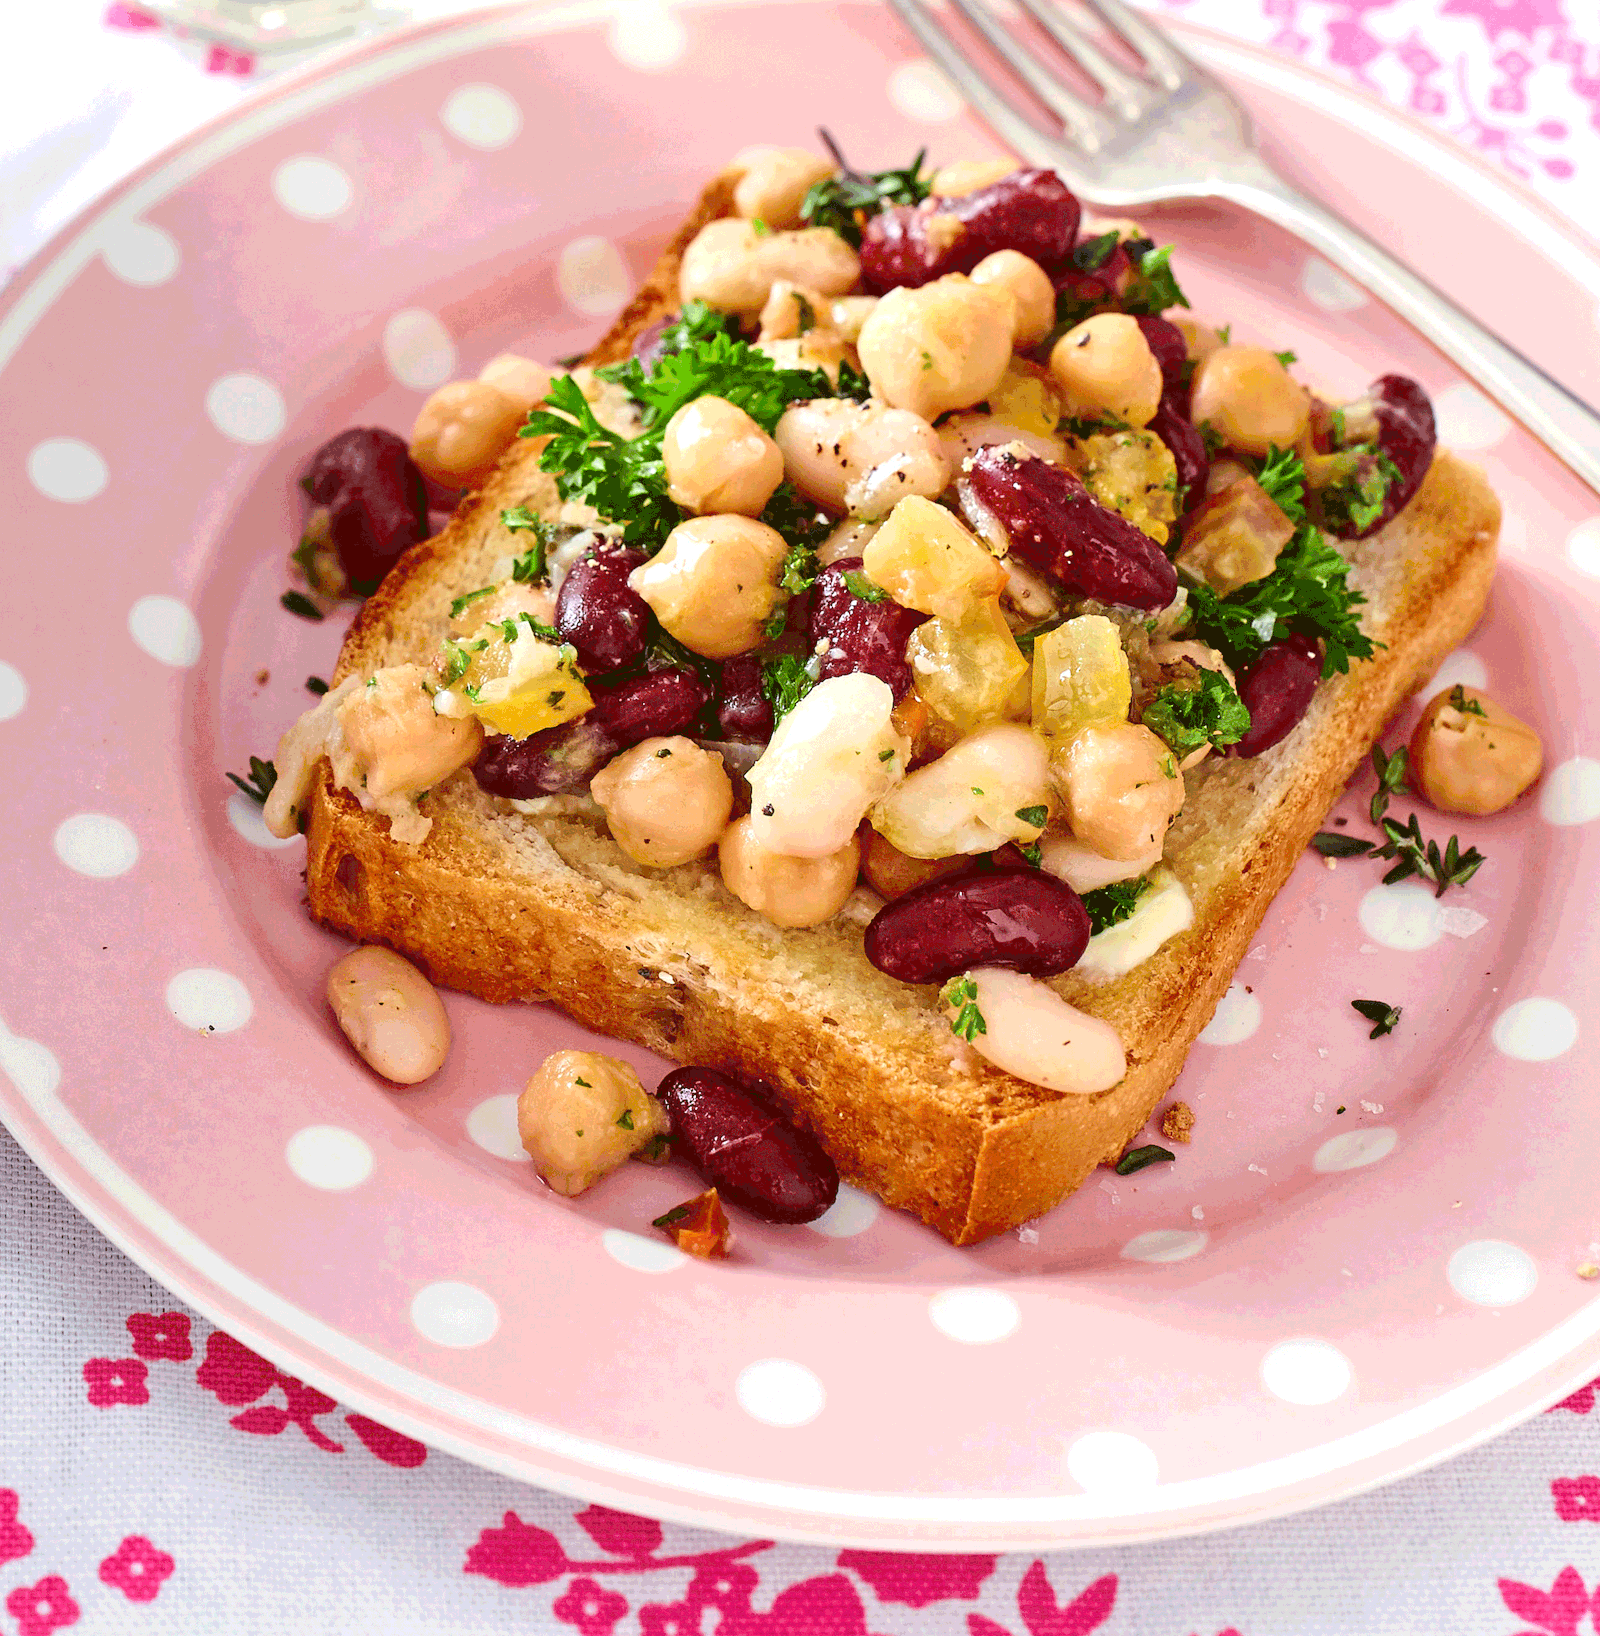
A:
3,0,1600,1551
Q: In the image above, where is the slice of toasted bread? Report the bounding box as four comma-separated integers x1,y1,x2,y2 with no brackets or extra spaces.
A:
303,171,1499,1245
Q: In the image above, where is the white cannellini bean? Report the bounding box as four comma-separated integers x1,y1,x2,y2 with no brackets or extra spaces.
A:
938,412,1066,472
872,724,1051,858
956,967,1126,1093
263,677,362,839
326,945,451,1085
775,398,949,516
1073,867,1194,984
747,673,908,858
1037,834,1161,895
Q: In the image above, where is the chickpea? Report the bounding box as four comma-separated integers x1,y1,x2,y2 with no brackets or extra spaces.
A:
755,333,856,387
857,276,1014,421
589,737,734,867
408,379,524,488
1048,313,1162,430
929,156,1019,197
733,147,834,230
679,219,860,314
476,353,552,414
660,396,783,517
337,664,483,799
1189,345,1309,458
970,250,1055,351
719,816,860,927
1408,684,1543,816
1055,723,1185,861
758,280,832,342
829,295,879,343
1170,316,1224,365
873,724,1051,858
447,578,556,639
629,515,786,658
747,673,909,858
860,827,966,899
774,398,949,517
518,1049,670,1197
326,945,450,1085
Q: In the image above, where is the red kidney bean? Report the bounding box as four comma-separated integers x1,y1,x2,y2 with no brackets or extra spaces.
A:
1319,375,1435,539
657,1067,838,1224
1148,400,1209,514
716,653,774,742
1232,634,1321,757
555,540,651,673
859,170,1082,293
865,869,1091,985
958,445,1177,610
808,558,927,699
302,428,428,592
473,665,712,797
1135,315,1188,395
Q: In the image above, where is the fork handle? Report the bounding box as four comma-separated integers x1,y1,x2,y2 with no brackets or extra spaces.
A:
1223,170,1600,496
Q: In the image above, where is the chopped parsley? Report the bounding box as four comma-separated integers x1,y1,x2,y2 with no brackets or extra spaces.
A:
750,216,771,237
449,585,496,620
227,755,277,806
760,654,814,722
1142,668,1252,757
1449,684,1487,716
502,507,551,581
501,504,544,533
1274,350,1298,368
940,975,987,1042
799,141,933,246
1115,1144,1175,1176
1014,804,1048,829
1081,877,1151,935
842,569,887,602
1019,842,1042,867
1216,324,1232,345
616,1108,636,1129
1318,450,1402,537
1120,244,1189,316
1071,230,1120,272
279,590,323,622
1255,444,1308,525
1351,999,1401,1038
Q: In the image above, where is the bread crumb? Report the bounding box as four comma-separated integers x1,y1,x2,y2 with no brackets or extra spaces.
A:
1160,1101,1195,1144
254,668,270,685
1578,1263,1600,1280
1323,856,1337,870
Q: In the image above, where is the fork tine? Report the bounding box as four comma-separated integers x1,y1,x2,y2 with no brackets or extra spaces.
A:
1010,0,1151,117
1066,0,1194,89
883,0,1062,166
938,0,1114,152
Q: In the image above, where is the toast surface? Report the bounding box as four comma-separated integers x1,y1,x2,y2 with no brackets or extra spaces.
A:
304,174,1499,1244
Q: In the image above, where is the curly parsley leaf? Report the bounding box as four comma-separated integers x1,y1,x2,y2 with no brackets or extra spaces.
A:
1071,230,1120,272
1120,244,1189,315
1185,525,1374,679
227,755,278,806
760,654,814,722
1142,668,1252,757
1255,445,1307,526
1081,877,1152,936
940,975,987,1042
1318,449,1402,536
842,569,888,602
800,145,933,247
1351,998,1401,1038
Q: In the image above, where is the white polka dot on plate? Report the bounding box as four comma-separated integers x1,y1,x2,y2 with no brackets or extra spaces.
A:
1197,984,1260,1045
0,662,24,721
0,1020,61,1099
1299,256,1367,314
929,1287,1020,1344
410,1280,500,1347
1425,647,1488,695
1541,758,1600,827
601,1228,685,1273
557,238,631,319
606,3,687,71
1491,997,1577,1061
1567,519,1600,577
888,58,965,122
465,1094,529,1162
736,1358,824,1427
205,373,286,445
272,155,353,221
27,438,107,503
1433,384,1511,451
53,814,138,879
806,1184,879,1238
227,790,298,850
1448,1239,1538,1307
166,969,252,1034
440,84,523,149
285,1125,373,1190
1313,1126,1398,1173
1260,1338,1352,1405
1358,880,1443,951
1120,1228,1208,1263
1066,1430,1159,1494
383,309,457,391
100,218,180,286
128,595,201,667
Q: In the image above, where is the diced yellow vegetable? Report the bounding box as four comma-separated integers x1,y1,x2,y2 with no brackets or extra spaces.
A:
1031,615,1131,745
908,597,1031,734
443,617,593,740
988,359,1064,437
1175,475,1296,597
863,497,1007,623
1079,429,1179,544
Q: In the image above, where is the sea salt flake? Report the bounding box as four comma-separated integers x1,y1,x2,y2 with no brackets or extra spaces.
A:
1248,1163,1267,1175
1360,1099,1384,1114
1247,945,1268,961
1438,906,1489,939
1317,1048,1328,1059
1017,1226,1039,1245
1191,1205,1205,1221
1359,943,1379,953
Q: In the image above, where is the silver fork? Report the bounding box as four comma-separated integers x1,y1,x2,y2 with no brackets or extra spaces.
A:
886,0,1600,495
